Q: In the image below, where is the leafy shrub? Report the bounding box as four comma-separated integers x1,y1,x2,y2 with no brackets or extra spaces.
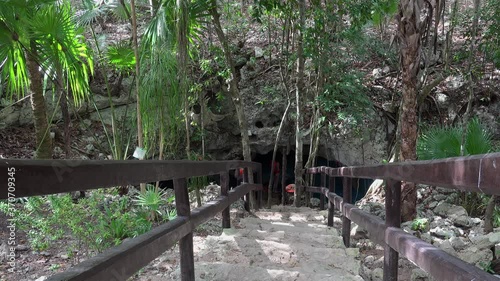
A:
417,118,496,217
411,218,429,232
0,190,156,258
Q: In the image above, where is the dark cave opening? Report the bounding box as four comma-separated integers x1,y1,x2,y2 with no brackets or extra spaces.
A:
252,148,372,203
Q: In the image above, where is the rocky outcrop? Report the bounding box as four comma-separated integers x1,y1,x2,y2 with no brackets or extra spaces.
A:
356,185,500,280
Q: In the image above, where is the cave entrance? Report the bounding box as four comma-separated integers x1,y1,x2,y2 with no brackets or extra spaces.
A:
252,147,372,203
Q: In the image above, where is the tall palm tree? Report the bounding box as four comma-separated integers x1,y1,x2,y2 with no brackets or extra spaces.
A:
0,0,93,159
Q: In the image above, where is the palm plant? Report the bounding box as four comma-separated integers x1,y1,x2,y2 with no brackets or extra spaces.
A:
0,0,93,159
139,0,211,158
417,118,493,160
417,118,496,230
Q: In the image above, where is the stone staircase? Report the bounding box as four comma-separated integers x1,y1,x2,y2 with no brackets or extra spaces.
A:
172,206,363,281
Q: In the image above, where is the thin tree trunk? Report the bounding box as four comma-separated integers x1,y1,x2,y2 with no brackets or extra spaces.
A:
397,0,422,222
484,195,499,233
210,0,255,208
281,146,288,205
27,45,52,159
294,0,306,208
267,100,291,208
177,0,191,160
56,66,71,157
130,0,145,192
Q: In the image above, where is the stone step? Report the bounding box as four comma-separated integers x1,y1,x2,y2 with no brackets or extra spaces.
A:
193,232,360,275
254,210,327,223
240,217,339,235
171,262,364,281
222,228,344,248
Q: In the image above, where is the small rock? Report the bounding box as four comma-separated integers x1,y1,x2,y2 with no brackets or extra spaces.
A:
430,226,455,239
438,240,457,255
35,276,48,281
40,251,51,257
449,237,467,251
433,194,447,201
452,215,471,227
411,268,430,281
351,224,368,239
60,254,69,260
428,201,438,209
471,217,482,225
16,244,29,251
85,143,94,153
373,256,384,268
371,267,384,281
364,255,375,265
0,243,7,262
53,146,63,154
372,68,383,79
254,47,264,58
359,265,372,280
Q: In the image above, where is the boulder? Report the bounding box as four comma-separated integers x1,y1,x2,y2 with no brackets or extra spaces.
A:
433,202,468,218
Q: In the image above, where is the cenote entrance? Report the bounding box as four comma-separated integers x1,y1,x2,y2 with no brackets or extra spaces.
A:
252,149,373,203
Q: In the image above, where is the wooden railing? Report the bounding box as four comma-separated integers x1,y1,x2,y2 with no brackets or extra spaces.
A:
305,152,500,281
0,159,262,281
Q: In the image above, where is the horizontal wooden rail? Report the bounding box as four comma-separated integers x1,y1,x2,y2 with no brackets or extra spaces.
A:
0,159,262,281
46,183,259,281
307,153,500,194
305,171,499,281
0,159,261,199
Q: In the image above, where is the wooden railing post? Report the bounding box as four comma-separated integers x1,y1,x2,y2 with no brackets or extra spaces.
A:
220,172,230,228
320,171,326,210
384,179,401,281
342,177,352,247
327,175,335,227
281,148,287,205
243,168,250,211
174,178,195,281
257,168,263,209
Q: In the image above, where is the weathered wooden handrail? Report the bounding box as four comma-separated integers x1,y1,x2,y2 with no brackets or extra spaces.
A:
0,159,261,199
0,159,262,281
306,152,500,281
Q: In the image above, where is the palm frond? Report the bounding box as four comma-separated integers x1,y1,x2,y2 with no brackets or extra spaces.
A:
417,126,462,160
76,0,107,27
107,40,136,74
465,118,493,155
30,1,93,105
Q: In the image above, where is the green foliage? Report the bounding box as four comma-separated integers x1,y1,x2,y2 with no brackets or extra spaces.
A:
0,0,93,103
411,218,429,232
133,185,172,222
481,0,500,67
417,118,493,160
417,126,462,160
417,118,496,217
0,190,159,256
107,41,136,74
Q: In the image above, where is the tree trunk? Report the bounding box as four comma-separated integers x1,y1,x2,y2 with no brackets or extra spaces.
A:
484,195,499,234
56,66,71,157
267,100,291,208
177,0,191,159
130,0,145,192
397,0,422,222
210,0,255,208
27,44,52,159
294,0,306,208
